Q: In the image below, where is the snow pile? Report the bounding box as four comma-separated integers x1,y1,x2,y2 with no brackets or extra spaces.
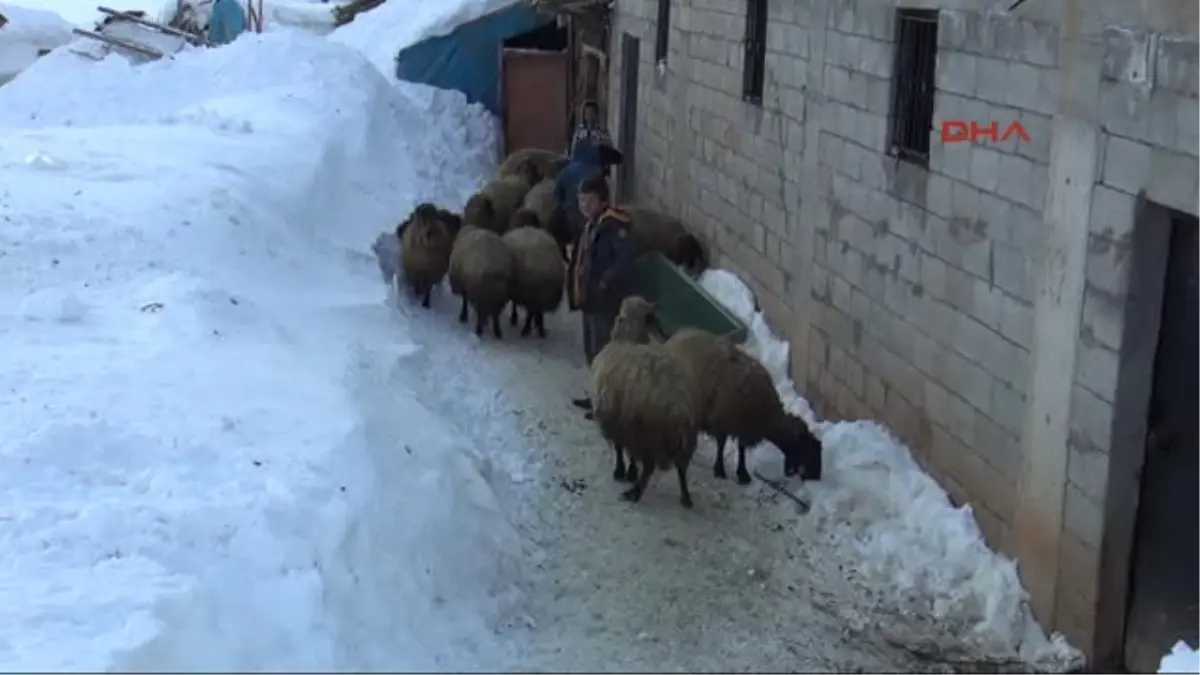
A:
699,269,1084,672
0,29,523,672
1160,642,1200,674
0,3,73,83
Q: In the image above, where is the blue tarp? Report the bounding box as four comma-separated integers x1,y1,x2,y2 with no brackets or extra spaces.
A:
208,0,247,46
393,4,549,117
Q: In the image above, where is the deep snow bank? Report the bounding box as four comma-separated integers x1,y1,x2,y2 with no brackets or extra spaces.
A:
699,270,1083,672
0,3,73,83
0,31,522,671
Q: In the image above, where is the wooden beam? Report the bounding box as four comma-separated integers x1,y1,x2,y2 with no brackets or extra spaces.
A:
71,27,165,59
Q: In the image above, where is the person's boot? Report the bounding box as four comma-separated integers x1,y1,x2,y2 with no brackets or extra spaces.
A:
572,397,593,411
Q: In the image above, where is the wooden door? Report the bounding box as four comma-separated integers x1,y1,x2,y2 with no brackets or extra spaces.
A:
1123,211,1199,672
501,48,569,158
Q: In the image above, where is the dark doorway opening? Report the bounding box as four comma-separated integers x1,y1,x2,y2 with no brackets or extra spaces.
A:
503,20,568,51
617,33,639,203
1122,209,1199,673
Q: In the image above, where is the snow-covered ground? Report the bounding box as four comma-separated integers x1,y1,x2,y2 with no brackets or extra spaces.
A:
0,0,1105,671
1160,641,1200,674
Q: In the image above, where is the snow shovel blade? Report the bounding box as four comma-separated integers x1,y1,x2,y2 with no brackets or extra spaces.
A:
753,470,810,514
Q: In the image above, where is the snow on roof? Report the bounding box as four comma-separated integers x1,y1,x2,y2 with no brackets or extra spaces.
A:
329,0,522,77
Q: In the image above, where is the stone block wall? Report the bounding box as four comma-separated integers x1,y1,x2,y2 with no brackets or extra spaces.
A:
605,0,1198,663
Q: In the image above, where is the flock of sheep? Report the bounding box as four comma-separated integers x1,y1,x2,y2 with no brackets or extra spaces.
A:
591,297,824,508
379,148,824,509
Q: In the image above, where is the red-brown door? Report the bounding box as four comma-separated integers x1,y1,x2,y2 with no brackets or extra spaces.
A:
501,48,569,158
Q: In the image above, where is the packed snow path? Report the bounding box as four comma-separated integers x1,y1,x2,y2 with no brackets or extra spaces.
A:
386,288,1070,667
386,297,923,672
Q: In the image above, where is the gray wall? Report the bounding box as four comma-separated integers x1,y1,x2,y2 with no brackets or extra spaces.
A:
605,0,1197,663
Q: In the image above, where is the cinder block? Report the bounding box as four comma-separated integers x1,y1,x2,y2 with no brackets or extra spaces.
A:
935,51,978,98
1088,183,1137,242
1155,34,1200,97
1101,133,1153,195
998,292,1033,349
1069,382,1114,452
1067,439,1111,505
991,242,1032,301
1080,285,1125,352
1063,481,1104,549
1085,233,1133,297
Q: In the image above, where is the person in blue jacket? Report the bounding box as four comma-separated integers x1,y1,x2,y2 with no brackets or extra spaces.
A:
556,100,620,240
567,174,639,418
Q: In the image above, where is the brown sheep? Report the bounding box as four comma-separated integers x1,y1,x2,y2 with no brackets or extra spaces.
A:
510,177,571,261
663,328,823,484
591,296,701,508
497,148,568,183
399,203,454,308
434,207,463,241
463,164,538,235
623,205,709,276
448,225,517,338
501,226,566,338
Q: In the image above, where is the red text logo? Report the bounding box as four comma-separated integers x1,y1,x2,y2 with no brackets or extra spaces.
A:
940,120,1030,145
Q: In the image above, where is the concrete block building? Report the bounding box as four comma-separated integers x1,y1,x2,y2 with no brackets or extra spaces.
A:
602,0,1198,668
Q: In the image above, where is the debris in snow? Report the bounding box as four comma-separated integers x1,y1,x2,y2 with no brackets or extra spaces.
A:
753,469,811,513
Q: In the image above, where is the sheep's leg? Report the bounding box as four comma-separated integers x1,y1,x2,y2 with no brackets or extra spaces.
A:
611,443,626,481
712,435,729,479
621,460,654,503
520,308,535,337
675,463,694,509
420,285,432,309
624,454,639,482
535,312,547,339
473,305,485,337
458,294,469,323
509,302,519,326
491,311,503,339
735,441,753,485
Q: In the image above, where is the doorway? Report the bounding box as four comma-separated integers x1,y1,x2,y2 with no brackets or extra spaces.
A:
617,32,639,203
1122,210,1199,672
501,20,570,158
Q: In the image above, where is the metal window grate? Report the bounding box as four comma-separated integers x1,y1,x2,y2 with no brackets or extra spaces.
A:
742,0,767,104
654,0,670,63
888,8,939,165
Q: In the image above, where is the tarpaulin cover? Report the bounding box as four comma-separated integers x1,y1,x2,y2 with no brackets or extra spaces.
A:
393,4,548,117
208,0,247,45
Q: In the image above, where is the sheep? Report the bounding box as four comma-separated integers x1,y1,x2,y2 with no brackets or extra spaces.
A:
509,177,571,260
590,296,701,508
399,203,455,308
662,328,823,484
463,164,538,235
434,207,463,240
624,205,709,276
448,224,517,338
501,226,566,338
497,148,568,183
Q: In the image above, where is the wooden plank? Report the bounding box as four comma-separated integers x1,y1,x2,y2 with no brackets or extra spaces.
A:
72,27,165,59
97,6,209,45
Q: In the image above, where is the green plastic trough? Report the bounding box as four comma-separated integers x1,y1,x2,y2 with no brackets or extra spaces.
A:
629,251,749,345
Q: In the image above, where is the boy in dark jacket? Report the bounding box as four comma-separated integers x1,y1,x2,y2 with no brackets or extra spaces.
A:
567,174,639,416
